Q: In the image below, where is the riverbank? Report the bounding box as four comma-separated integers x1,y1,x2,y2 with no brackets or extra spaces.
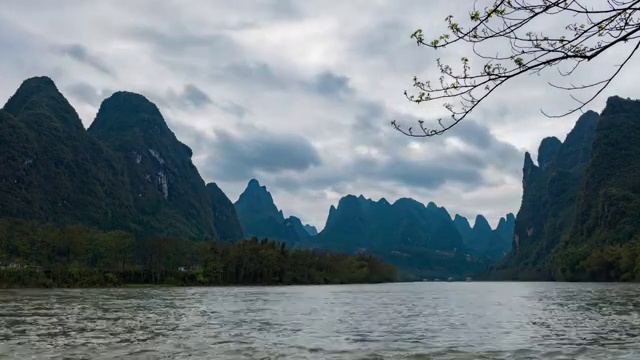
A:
0,268,398,289
0,218,398,289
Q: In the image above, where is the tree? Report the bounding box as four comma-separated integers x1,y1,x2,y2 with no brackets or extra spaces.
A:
393,0,640,137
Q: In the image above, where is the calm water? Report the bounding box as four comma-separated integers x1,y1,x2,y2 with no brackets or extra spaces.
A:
1,283,640,359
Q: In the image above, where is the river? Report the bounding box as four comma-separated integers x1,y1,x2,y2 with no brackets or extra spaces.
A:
1,282,640,359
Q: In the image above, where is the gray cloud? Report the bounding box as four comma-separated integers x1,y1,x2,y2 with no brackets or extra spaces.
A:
182,84,212,108
256,101,522,195
211,61,296,91
217,102,248,118
127,27,240,54
370,157,483,189
54,44,113,76
447,120,523,176
64,82,113,107
306,71,353,98
143,84,248,118
201,128,322,182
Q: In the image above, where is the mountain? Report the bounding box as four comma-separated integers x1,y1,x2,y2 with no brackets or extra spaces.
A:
0,76,243,241
303,224,318,236
491,108,606,279
231,184,503,278
304,195,490,279
88,91,220,240
467,215,511,258
553,97,640,281
453,214,473,244
494,213,516,245
453,213,514,259
279,216,309,243
0,77,134,229
234,179,308,243
313,195,462,252
206,183,244,241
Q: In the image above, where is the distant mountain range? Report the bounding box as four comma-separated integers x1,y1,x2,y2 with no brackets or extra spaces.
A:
10,76,640,282
232,178,515,279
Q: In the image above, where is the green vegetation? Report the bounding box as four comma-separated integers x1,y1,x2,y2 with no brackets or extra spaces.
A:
1,76,244,242
0,77,135,231
492,97,640,282
88,91,222,240
207,183,245,241
571,237,640,282
490,111,599,280
0,218,397,288
551,97,640,281
0,77,398,288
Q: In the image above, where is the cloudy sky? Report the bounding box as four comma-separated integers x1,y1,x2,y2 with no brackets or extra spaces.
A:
2,0,638,229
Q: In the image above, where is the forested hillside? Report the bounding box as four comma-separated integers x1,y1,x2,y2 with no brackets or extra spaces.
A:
492,97,640,281
0,76,242,241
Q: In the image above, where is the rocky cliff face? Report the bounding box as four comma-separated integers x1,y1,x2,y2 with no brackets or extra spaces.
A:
88,91,219,240
492,110,601,279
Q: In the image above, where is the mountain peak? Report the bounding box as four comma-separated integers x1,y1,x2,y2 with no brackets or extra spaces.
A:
304,224,318,236
6,77,58,108
524,151,536,168
7,77,59,105
247,178,261,188
235,179,285,236
426,201,439,211
238,178,273,199
234,180,310,242
553,111,599,170
602,96,640,117
537,136,562,169
473,215,491,230
3,76,84,130
572,110,599,131
453,214,471,228
89,91,170,136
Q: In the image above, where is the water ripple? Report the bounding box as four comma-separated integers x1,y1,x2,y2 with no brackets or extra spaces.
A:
1,283,640,359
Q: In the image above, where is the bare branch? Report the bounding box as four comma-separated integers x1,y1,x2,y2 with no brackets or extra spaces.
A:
395,0,640,137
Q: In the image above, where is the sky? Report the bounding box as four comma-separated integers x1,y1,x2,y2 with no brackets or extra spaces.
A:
1,0,639,230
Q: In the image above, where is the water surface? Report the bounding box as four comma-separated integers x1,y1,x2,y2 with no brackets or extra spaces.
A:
1,282,640,359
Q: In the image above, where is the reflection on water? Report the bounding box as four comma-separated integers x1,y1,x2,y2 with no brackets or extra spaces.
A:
1,283,640,359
